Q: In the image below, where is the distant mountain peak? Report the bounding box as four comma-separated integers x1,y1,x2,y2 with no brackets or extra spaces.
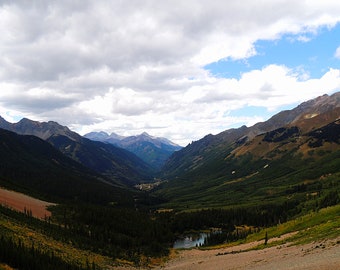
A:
85,131,110,141
18,117,30,122
84,131,182,169
141,131,151,137
16,117,38,127
0,116,80,141
84,131,125,141
110,133,126,141
98,131,109,135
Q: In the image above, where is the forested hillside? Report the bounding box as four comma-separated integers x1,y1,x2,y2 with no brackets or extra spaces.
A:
156,93,340,210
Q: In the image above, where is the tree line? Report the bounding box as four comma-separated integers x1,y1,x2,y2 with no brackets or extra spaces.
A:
0,235,95,270
0,185,338,266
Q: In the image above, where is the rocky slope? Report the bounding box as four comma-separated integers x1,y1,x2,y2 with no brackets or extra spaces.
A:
161,92,340,179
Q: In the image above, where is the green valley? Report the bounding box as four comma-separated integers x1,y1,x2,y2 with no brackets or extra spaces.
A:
0,93,339,269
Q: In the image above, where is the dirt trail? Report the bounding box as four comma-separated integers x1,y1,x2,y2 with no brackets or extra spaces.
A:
162,235,340,270
113,233,340,269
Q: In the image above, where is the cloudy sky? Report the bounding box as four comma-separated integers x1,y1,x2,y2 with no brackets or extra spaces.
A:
0,1,340,146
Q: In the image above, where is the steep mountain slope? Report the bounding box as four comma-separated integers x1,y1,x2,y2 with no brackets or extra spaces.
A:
47,134,154,186
84,131,182,170
161,92,340,179
0,118,154,186
155,93,340,209
0,128,134,206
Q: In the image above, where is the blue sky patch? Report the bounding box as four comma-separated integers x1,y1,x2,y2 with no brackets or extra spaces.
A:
205,24,340,80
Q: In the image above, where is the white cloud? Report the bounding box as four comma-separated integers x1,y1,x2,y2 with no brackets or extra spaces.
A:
68,65,340,145
335,46,340,59
0,1,340,145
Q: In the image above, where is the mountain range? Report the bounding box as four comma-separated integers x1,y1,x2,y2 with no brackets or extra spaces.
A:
0,128,135,206
0,117,154,186
0,92,339,208
155,92,340,209
161,93,339,178
84,131,182,170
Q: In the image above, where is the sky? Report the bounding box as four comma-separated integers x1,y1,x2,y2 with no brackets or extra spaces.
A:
0,1,340,146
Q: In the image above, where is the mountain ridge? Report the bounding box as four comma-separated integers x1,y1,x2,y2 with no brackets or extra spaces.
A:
84,131,182,170
155,92,340,209
161,92,340,179
0,127,135,205
0,117,155,186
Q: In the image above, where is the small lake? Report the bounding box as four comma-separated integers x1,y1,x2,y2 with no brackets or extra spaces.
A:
173,232,208,249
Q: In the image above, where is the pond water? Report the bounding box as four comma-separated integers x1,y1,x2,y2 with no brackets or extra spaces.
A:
173,232,208,249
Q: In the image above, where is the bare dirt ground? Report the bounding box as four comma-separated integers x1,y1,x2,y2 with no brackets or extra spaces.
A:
161,234,340,270
0,187,55,219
